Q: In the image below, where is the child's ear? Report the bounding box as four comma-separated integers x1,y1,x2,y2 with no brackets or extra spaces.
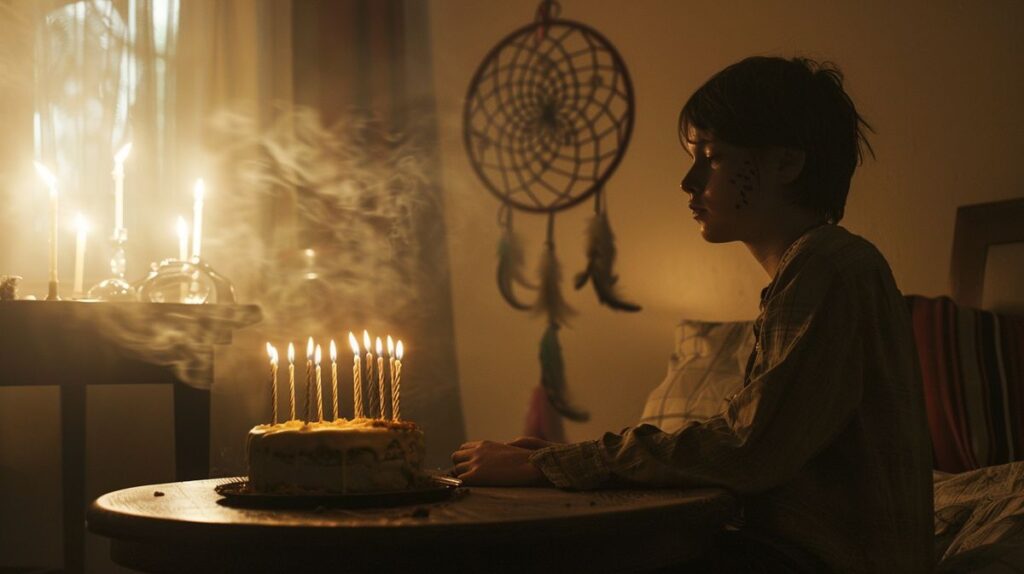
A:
776,147,806,185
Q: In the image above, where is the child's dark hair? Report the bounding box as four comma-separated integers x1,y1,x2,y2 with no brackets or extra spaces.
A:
678,56,873,224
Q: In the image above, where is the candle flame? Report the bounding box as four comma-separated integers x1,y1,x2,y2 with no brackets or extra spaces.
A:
193,178,205,202
34,162,57,193
306,336,314,359
114,142,133,165
363,330,371,352
348,332,360,355
74,213,89,234
396,340,404,360
375,337,383,355
387,335,394,355
315,344,322,365
287,342,295,363
176,216,188,239
266,342,277,363
330,340,337,362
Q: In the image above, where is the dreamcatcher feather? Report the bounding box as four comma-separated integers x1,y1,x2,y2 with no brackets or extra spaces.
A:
496,210,535,310
575,191,642,312
464,0,638,424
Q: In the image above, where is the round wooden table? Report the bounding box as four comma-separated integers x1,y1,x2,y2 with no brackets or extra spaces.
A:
88,477,738,573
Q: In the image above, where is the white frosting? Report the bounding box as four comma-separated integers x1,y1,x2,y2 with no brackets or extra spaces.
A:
246,418,424,494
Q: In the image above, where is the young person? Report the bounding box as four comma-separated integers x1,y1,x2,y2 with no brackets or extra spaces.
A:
451,56,934,572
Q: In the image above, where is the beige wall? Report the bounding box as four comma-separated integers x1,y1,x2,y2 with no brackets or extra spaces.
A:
429,0,1024,443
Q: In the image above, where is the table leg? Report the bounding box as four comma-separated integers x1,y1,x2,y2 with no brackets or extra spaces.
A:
173,380,210,480
60,383,85,574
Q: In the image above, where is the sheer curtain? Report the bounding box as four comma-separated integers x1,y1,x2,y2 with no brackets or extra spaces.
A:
1,1,462,566
11,0,464,456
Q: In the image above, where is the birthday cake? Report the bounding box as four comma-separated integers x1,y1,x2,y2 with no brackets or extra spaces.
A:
246,418,425,494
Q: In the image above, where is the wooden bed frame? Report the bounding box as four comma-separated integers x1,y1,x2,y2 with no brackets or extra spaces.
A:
950,197,1024,309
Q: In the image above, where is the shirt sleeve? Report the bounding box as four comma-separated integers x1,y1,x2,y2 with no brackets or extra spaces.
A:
530,261,866,493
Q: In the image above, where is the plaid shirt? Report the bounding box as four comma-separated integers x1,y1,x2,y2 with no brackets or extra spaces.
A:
531,225,934,573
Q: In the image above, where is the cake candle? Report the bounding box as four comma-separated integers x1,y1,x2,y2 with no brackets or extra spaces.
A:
287,342,296,420
393,340,404,420
315,344,324,422
349,332,364,419
266,343,279,424
305,336,314,423
375,337,385,420
330,340,339,420
363,330,375,418
387,336,396,420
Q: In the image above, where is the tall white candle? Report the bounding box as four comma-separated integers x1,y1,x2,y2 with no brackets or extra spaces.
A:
176,216,189,261
34,162,59,287
287,342,296,420
113,143,132,234
349,332,364,419
330,340,339,420
191,178,205,260
73,214,89,298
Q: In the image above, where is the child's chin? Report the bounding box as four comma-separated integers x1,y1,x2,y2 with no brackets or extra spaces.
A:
699,224,734,244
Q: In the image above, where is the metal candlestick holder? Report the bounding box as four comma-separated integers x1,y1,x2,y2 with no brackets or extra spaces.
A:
88,229,136,301
135,257,236,304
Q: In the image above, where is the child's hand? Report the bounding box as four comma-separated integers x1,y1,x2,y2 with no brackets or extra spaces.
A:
506,436,561,450
450,440,551,486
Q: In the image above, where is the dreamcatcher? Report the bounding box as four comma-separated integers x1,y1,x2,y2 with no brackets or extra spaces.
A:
463,0,640,423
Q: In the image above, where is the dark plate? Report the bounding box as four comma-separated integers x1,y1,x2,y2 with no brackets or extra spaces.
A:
214,476,461,509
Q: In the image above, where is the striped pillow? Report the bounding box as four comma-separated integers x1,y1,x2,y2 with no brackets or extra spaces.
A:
906,296,1024,472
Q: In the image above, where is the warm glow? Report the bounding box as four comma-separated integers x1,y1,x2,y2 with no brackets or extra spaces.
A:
266,342,277,364
315,344,322,365
387,335,394,356
363,330,371,352
193,178,205,202
114,142,133,166
287,342,295,363
74,213,90,234
330,340,337,362
396,340,404,360
306,336,314,359
176,216,188,240
34,162,57,193
375,337,383,355
348,332,360,355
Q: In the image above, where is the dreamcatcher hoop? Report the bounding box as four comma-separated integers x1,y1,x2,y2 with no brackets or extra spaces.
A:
463,11,635,214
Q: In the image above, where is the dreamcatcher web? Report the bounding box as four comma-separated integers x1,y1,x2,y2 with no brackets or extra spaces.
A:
464,19,633,213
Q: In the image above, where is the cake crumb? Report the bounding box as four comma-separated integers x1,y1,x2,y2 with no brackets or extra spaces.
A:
153,491,165,497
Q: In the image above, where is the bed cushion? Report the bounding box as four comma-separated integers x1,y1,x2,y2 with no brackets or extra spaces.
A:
906,296,1024,472
639,320,754,433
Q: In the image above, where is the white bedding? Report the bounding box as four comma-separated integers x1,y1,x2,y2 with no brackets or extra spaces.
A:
934,461,1024,572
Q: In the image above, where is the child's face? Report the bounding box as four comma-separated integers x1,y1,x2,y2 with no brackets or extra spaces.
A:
680,128,778,244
